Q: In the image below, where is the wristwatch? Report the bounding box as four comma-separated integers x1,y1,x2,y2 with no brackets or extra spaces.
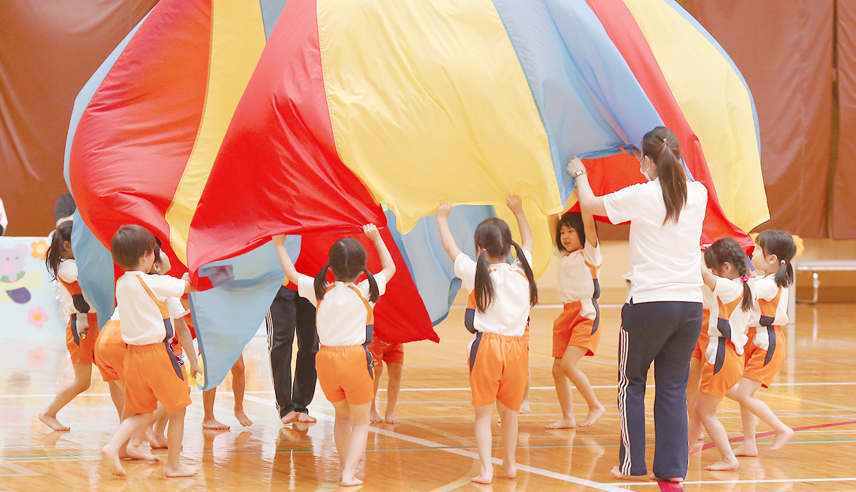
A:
573,169,587,178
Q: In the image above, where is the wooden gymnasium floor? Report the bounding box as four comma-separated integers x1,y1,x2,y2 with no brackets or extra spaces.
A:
2,303,856,491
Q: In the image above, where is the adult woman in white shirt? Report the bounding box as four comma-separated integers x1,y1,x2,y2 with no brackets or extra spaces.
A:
568,126,707,483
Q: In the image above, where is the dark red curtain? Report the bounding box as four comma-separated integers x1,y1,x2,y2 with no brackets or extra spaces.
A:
835,1,856,238
0,0,157,236
686,0,834,237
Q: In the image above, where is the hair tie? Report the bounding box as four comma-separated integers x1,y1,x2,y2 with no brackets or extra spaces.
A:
780,260,786,265
740,275,749,283
663,138,668,144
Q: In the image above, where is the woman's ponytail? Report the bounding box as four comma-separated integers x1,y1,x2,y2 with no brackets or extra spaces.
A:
474,249,495,312
641,127,688,224
314,264,330,301
510,241,538,307
363,266,379,303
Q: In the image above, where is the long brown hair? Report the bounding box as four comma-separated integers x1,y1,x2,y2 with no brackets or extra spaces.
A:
315,238,379,303
473,218,537,312
45,220,73,280
641,126,688,224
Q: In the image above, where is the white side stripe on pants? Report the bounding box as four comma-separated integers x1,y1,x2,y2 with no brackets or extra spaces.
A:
618,327,632,475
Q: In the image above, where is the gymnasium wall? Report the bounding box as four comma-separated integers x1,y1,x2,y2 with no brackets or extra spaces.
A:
0,0,854,240
0,0,157,237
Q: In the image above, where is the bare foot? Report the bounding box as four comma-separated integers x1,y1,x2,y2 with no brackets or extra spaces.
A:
384,414,399,425
165,462,197,477
610,466,647,480
202,417,230,430
234,409,253,427
296,412,316,424
503,461,517,479
125,441,159,461
545,418,576,429
769,427,794,451
39,412,69,432
519,399,531,415
732,444,758,457
101,445,127,477
580,405,605,427
340,475,364,486
705,457,739,471
145,427,168,449
280,411,298,425
370,408,383,424
472,472,493,484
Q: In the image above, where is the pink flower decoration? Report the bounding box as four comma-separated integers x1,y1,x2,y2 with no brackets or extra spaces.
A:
28,306,48,328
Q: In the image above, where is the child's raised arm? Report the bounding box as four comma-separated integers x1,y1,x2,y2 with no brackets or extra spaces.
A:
174,317,202,379
548,213,560,247
700,260,717,290
582,212,598,247
363,224,395,281
181,273,198,293
436,202,463,261
272,234,301,285
506,195,533,254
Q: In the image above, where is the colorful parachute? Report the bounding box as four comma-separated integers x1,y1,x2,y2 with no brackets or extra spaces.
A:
65,0,766,387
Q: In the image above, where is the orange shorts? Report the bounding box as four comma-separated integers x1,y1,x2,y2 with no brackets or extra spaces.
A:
692,310,712,360
316,345,375,405
700,338,744,399
65,313,99,365
552,301,600,358
94,320,126,382
368,337,404,366
743,326,786,388
468,332,528,411
123,343,191,414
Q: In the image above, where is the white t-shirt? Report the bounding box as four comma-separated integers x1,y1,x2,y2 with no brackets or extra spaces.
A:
706,277,752,361
604,179,707,303
115,271,186,345
454,250,533,337
555,240,601,303
56,259,96,317
749,274,788,351
750,274,788,328
297,272,387,347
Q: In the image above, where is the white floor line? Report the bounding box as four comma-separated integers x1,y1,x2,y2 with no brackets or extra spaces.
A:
243,395,629,492
2,380,856,398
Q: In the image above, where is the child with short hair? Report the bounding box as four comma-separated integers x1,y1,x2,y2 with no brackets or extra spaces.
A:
273,224,395,487
545,209,605,429
368,334,404,424
39,220,99,432
689,237,754,471
100,225,201,478
94,243,175,461
729,230,796,456
436,196,537,484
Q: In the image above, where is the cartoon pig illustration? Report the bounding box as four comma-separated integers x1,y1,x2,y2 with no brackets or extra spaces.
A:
1,244,32,304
